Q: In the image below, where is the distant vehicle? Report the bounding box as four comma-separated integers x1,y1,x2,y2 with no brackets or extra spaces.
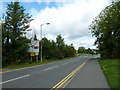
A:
85,54,88,56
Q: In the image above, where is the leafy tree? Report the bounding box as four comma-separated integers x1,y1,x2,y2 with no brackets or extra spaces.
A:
78,46,85,53
42,37,53,59
68,44,76,57
56,34,65,48
2,1,33,66
84,48,91,54
89,1,120,59
56,34,65,58
41,35,76,60
87,48,92,54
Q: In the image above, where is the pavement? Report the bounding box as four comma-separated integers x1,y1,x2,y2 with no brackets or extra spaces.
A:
65,59,110,88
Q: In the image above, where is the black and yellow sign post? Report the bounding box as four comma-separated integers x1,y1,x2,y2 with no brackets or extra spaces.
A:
28,38,39,62
30,52,35,62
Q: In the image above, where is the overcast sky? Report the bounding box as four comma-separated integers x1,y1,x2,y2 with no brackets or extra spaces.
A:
1,0,111,50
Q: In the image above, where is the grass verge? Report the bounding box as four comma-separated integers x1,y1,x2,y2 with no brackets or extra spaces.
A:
2,56,77,69
98,59,119,88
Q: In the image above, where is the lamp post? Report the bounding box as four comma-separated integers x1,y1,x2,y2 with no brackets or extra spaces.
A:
40,23,50,63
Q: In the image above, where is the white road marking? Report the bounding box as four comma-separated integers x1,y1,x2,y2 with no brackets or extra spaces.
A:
43,65,58,71
0,74,30,85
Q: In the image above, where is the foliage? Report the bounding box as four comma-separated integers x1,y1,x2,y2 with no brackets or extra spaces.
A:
84,48,91,54
2,2,76,67
78,46,85,53
41,35,76,60
2,1,33,66
89,1,120,59
77,46,97,55
64,44,76,57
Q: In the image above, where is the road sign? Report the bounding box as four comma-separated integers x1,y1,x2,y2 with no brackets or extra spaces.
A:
30,52,35,56
28,40,39,53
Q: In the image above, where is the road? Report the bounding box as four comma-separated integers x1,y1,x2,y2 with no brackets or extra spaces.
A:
1,56,91,88
65,59,110,88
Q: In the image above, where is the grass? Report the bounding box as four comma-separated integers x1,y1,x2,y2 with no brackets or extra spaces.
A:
98,59,119,88
2,56,77,69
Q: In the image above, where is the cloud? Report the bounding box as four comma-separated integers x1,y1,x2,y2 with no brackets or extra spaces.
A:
27,0,109,49
1,0,74,2
72,36,96,49
29,8,40,16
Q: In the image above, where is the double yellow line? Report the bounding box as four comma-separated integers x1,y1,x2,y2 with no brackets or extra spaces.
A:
51,60,88,89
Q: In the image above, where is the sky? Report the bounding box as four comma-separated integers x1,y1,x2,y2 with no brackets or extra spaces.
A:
1,0,111,50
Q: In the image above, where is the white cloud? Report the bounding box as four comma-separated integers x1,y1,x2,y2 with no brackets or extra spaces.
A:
28,0,110,49
1,0,74,2
29,8,40,16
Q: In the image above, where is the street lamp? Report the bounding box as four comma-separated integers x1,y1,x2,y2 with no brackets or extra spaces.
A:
40,23,50,62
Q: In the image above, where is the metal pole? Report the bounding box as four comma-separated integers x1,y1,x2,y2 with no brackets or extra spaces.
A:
40,23,50,63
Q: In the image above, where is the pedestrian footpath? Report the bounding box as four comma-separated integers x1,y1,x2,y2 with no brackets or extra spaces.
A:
65,59,110,88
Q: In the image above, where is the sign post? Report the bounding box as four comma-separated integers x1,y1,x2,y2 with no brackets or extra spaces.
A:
28,40,39,62
30,52,35,62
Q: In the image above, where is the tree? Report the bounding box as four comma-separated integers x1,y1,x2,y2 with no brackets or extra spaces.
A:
41,37,53,59
41,35,76,60
68,44,76,57
56,34,65,58
87,48,92,54
2,1,33,66
56,34,65,48
78,46,85,53
89,1,120,59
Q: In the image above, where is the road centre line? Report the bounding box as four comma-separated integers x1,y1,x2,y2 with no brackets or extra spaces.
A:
0,74,30,85
43,65,58,71
51,60,88,89
57,62,86,88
